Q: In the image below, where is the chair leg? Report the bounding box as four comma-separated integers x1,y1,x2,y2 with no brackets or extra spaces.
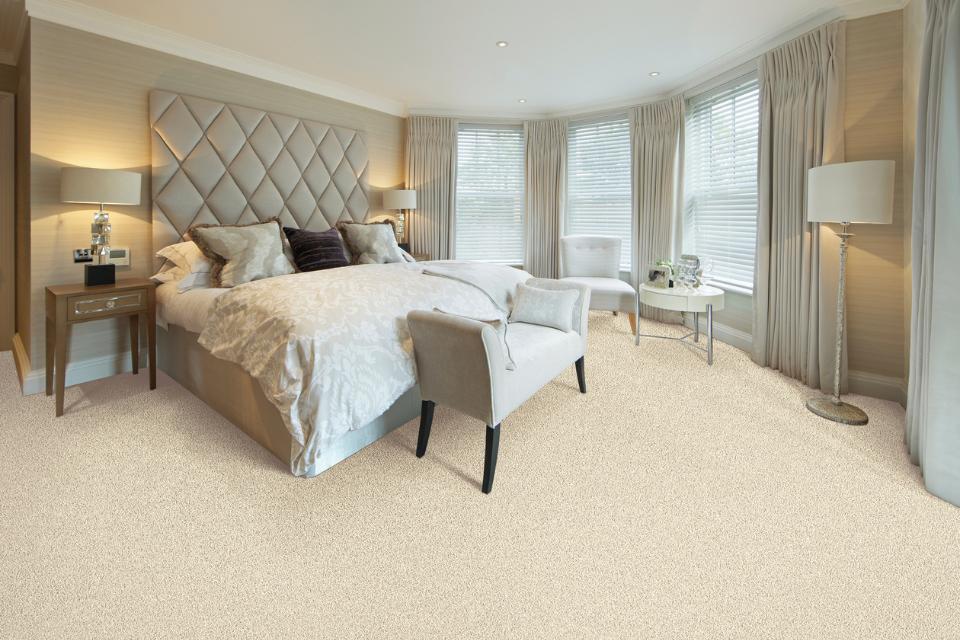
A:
416,400,435,458
575,357,586,394
482,423,501,494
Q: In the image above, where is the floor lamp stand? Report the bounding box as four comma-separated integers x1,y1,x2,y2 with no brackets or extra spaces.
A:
805,223,869,425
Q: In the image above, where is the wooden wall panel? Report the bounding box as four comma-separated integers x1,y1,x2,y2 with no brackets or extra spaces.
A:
14,19,28,361
28,19,405,374
844,11,905,382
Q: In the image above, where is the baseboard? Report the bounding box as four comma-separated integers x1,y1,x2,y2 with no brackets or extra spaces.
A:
11,332,30,388
682,315,752,353
20,348,150,396
848,369,907,406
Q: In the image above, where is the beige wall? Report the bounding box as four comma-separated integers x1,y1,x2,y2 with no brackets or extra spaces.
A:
27,19,405,376
843,11,906,396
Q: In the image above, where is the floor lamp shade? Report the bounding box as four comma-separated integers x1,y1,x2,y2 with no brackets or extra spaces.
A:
61,167,141,205
807,160,895,224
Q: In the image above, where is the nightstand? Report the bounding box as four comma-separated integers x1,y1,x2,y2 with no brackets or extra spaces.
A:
45,278,157,416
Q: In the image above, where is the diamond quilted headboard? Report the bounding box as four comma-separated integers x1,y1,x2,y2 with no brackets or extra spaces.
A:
150,90,370,251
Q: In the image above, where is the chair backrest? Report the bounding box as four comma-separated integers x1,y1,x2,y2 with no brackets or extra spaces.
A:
559,235,621,279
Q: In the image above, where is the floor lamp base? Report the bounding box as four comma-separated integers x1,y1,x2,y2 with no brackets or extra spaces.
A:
806,396,869,425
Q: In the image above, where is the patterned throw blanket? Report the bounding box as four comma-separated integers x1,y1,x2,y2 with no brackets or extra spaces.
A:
198,262,530,476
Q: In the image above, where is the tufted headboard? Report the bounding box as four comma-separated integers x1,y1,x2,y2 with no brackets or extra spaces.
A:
150,90,370,253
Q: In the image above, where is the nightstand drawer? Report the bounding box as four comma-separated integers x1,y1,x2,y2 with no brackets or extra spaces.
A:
68,290,145,321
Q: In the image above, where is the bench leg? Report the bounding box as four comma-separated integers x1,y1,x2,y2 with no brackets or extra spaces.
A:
575,357,586,394
416,400,435,458
482,423,500,494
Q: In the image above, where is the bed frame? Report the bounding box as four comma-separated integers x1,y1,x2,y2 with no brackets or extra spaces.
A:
150,90,420,475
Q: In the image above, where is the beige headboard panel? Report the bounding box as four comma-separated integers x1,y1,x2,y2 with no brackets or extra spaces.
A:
150,90,370,250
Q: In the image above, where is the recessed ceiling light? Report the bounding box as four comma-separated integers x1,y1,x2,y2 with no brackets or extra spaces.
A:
649,71,661,77
496,41,509,48
518,98,527,103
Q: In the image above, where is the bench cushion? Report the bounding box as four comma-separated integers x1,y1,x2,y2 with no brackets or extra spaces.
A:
496,323,582,421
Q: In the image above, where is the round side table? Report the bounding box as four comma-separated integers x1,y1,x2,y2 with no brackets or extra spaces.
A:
638,283,725,365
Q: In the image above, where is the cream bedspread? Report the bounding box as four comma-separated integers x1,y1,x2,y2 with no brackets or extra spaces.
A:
197,261,530,476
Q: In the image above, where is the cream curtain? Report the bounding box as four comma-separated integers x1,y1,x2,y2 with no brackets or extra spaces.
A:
630,96,684,322
752,22,846,393
524,119,567,278
906,0,960,507
405,116,457,260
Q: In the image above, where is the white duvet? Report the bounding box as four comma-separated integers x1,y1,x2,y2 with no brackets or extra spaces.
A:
197,261,530,476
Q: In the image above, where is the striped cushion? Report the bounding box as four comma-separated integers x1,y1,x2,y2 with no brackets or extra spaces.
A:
282,227,349,272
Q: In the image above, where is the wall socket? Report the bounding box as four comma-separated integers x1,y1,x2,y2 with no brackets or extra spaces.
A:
73,248,93,263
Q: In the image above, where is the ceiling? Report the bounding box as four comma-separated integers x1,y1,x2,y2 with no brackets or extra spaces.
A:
29,0,898,116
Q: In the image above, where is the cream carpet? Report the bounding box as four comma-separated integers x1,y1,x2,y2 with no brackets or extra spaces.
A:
1,314,958,639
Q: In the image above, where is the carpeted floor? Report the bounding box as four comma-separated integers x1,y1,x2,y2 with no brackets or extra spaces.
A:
1,313,958,639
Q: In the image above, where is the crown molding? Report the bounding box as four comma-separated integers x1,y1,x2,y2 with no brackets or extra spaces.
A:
24,0,408,117
410,0,910,121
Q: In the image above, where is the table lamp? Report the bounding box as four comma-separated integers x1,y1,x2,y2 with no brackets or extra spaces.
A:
805,159,895,425
61,167,141,286
382,189,416,246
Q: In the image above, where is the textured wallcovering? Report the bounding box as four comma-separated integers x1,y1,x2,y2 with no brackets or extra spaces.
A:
151,91,369,252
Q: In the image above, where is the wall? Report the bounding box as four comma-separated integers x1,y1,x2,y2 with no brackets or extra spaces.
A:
843,10,907,402
902,0,925,383
25,19,405,389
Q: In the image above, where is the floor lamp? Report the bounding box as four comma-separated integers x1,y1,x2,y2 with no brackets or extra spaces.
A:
805,160,895,425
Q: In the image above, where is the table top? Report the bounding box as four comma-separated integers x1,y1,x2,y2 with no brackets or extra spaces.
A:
640,283,724,298
46,277,155,297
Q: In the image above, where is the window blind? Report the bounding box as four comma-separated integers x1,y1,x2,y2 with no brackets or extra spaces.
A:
684,74,760,291
566,115,632,270
455,123,525,263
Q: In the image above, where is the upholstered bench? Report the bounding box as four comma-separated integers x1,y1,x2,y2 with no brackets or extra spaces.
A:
407,278,591,494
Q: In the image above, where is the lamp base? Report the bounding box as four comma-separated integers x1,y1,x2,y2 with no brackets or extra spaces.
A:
84,263,116,287
805,395,868,425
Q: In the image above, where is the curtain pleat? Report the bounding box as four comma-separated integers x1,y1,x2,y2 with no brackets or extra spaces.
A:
906,0,960,506
524,119,567,278
630,96,684,322
752,21,846,393
405,116,457,260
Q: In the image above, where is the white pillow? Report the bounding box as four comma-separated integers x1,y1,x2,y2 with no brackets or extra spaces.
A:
509,283,579,332
150,262,184,284
156,241,213,275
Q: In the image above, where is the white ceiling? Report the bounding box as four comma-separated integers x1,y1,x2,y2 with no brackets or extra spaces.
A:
29,0,900,117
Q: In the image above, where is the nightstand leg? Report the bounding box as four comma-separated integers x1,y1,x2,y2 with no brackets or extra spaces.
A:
707,304,714,366
129,314,140,375
54,322,68,417
146,313,156,390
45,318,54,396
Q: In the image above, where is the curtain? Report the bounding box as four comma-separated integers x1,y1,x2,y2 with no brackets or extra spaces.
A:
524,119,567,278
630,96,684,322
405,116,457,260
752,22,846,394
906,0,960,507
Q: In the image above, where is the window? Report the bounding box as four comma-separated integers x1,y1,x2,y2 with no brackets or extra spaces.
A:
684,74,760,291
566,115,632,270
455,123,525,263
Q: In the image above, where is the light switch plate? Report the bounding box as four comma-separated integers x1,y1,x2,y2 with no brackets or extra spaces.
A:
73,248,93,263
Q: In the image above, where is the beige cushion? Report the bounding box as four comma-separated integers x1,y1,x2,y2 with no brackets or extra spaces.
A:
189,219,294,287
509,283,579,332
337,221,404,264
560,235,621,279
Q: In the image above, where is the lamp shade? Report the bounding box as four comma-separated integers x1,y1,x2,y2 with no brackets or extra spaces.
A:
382,189,416,210
61,167,141,205
807,160,894,224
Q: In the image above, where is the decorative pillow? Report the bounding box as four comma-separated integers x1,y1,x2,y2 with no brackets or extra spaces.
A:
431,308,516,371
188,219,294,288
336,220,405,265
282,227,349,272
509,283,580,332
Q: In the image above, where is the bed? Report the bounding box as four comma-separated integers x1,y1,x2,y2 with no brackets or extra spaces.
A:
150,90,527,476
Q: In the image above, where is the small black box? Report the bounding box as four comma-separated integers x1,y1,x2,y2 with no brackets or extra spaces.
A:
84,263,116,286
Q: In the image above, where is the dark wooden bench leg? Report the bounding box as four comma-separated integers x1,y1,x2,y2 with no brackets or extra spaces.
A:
416,400,435,458
482,423,501,494
575,357,586,394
